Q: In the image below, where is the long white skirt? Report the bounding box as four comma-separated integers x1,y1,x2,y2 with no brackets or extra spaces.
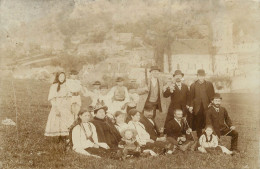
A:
45,97,74,136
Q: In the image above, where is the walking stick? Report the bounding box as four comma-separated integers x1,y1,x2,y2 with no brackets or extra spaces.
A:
184,118,195,141
224,129,233,136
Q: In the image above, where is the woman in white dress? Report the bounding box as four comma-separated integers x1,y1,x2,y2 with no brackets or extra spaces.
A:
127,109,154,146
71,110,109,157
45,72,74,140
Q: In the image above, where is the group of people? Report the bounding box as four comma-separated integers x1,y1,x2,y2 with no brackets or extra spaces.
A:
44,65,239,159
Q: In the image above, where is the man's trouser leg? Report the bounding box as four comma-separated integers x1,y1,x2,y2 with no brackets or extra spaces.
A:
221,129,238,151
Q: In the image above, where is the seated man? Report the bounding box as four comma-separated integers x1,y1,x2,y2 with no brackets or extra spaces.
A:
206,93,239,152
140,104,165,142
165,109,197,151
91,104,121,149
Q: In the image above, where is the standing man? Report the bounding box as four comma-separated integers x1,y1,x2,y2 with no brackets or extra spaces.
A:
206,93,239,152
138,66,166,119
189,69,215,138
163,70,190,127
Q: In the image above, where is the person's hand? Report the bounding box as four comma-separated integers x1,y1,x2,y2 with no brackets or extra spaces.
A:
93,144,99,148
163,85,169,92
189,107,193,113
186,128,192,134
159,127,164,133
136,147,141,152
230,126,236,130
56,113,61,117
149,139,155,143
118,145,124,149
180,136,186,142
121,104,126,110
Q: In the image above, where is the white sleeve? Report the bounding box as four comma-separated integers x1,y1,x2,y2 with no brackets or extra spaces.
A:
211,135,218,147
48,84,57,101
72,125,95,150
123,87,130,103
199,135,205,146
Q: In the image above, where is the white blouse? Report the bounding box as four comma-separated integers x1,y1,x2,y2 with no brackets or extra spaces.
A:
128,121,151,146
199,134,218,148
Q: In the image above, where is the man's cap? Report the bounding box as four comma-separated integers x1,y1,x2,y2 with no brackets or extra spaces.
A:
211,93,222,100
173,70,184,77
92,81,101,85
144,103,154,111
149,66,161,72
197,69,206,76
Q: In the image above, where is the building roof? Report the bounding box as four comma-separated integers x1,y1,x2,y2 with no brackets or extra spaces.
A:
170,39,209,55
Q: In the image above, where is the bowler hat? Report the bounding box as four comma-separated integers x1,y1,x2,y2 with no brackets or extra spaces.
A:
116,77,124,82
211,93,222,100
197,69,206,76
173,70,184,77
92,81,101,85
144,103,154,111
149,66,161,72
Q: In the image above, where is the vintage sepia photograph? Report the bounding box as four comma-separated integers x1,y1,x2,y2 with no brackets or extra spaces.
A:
0,0,259,168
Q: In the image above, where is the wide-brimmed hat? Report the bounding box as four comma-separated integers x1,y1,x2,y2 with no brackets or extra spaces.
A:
93,103,108,114
197,69,206,76
149,66,161,72
173,70,184,77
92,81,101,85
120,128,138,138
211,93,222,100
116,77,124,82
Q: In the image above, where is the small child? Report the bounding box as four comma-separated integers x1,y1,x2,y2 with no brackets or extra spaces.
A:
198,125,233,155
114,111,128,133
117,128,141,160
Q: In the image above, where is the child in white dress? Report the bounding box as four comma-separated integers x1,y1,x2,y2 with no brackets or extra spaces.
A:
198,125,233,155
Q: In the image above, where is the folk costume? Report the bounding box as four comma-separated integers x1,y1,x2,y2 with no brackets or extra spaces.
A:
198,132,233,154
45,73,74,137
128,121,151,146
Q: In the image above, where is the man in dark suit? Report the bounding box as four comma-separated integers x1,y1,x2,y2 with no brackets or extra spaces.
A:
206,93,239,152
189,69,215,138
140,104,165,142
165,109,196,151
163,70,191,128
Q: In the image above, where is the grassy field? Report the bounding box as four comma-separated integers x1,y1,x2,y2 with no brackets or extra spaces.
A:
0,78,259,169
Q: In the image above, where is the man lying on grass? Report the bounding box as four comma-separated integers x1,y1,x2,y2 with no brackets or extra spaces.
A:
206,93,239,153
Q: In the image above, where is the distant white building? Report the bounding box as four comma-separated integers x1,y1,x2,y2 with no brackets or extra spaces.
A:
164,14,239,76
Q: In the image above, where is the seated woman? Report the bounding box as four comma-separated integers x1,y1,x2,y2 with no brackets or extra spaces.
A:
198,125,233,155
71,110,109,158
114,111,128,133
127,109,154,146
91,105,121,149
